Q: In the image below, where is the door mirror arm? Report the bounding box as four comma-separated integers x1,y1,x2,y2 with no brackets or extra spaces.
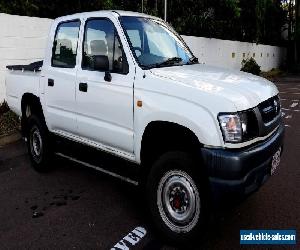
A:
104,71,112,82
122,59,129,74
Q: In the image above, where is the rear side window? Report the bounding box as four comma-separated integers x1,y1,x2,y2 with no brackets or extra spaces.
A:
52,20,80,68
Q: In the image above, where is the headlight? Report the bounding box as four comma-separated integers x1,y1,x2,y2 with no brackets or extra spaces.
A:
218,113,246,143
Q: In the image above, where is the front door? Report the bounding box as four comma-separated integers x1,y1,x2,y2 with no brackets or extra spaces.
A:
76,18,135,155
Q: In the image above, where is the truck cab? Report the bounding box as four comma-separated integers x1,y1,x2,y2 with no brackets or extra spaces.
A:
5,10,284,242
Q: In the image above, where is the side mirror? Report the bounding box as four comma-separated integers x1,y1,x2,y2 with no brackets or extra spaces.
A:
112,54,129,75
104,71,112,82
122,56,129,74
93,55,109,72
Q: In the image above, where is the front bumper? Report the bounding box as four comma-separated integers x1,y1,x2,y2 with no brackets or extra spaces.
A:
201,122,285,203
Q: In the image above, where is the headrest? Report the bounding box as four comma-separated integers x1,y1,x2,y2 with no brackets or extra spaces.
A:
90,40,107,55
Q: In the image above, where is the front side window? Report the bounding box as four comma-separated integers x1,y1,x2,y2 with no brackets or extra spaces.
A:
82,19,127,74
120,16,197,69
52,20,80,68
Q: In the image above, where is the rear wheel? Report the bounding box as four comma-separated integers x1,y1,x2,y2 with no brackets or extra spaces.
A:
147,151,208,243
26,115,53,172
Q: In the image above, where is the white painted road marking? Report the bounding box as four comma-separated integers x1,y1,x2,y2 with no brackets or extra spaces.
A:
276,83,300,87
278,87,300,91
282,108,300,112
290,102,299,108
111,227,147,250
280,99,300,102
276,82,300,129
279,92,300,95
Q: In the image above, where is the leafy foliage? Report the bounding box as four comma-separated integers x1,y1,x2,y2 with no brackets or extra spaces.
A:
241,57,261,75
261,68,285,81
0,101,9,116
0,110,20,136
0,101,19,136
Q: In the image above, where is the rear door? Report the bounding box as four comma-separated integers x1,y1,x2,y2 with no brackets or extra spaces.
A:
76,17,135,155
43,20,81,135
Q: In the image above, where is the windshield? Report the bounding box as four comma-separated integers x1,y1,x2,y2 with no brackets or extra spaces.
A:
120,16,197,69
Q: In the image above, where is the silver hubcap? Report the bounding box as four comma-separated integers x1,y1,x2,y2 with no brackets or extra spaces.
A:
30,126,43,162
157,170,200,233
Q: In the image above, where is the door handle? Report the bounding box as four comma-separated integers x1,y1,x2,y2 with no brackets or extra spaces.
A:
48,78,54,87
79,82,88,92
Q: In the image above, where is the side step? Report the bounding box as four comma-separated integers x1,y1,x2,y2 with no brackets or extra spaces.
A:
55,152,139,186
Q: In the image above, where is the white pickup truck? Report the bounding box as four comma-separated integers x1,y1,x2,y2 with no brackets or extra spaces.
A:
6,10,284,242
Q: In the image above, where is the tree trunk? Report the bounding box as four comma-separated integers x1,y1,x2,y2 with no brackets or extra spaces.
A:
287,0,294,69
295,0,300,65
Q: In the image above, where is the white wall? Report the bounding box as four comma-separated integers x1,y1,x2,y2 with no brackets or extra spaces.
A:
0,13,52,102
0,13,287,102
182,35,286,72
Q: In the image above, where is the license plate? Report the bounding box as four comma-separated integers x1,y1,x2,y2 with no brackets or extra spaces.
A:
271,147,281,175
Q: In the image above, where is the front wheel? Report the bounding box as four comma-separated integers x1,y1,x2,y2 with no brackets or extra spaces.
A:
146,151,209,243
26,115,53,172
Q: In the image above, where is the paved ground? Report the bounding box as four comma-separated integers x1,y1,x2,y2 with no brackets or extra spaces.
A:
0,75,299,249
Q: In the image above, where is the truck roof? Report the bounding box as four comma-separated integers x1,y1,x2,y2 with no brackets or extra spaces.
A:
54,10,158,23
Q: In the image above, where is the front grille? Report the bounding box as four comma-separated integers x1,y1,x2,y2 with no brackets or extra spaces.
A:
258,95,280,124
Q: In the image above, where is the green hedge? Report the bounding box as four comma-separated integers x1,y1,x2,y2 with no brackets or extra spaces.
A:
0,101,10,117
0,101,20,136
241,57,261,76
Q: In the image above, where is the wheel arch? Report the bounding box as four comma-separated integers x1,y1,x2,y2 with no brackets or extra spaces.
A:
21,93,46,136
139,120,202,169
21,93,42,115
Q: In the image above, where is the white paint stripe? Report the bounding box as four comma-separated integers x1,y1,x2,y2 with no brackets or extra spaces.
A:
285,115,292,119
290,102,299,108
284,87,300,90
276,83,300,86
279,92,300,95
276,85,298,88
280,87,300,90
280,99,300,103
279,90,300,94
279,98,300,102
111,227,147,250
285,124,291,128
55,153,139,186
282,108,300,112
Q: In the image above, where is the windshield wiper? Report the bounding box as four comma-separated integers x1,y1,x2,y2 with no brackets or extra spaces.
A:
147,57,183,69
188,56,199,64
160,57,183,66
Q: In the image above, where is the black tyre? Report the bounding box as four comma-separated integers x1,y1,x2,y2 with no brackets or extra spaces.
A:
146,151,208,243
26,114,53,172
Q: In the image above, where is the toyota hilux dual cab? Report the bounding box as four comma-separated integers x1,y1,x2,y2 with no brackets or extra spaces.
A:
5,10,284,242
